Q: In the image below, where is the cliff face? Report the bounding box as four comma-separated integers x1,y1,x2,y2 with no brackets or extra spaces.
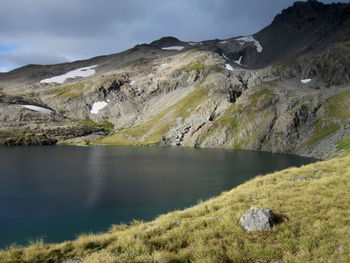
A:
0,0,350,159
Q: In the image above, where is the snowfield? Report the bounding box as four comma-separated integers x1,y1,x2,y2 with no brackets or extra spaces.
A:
40,65,98,84
236,36,263,53
90,101,108,114
225,64,234,71
234,56,243,65
21,105,54,115
301,79,312,84
161,46,184,51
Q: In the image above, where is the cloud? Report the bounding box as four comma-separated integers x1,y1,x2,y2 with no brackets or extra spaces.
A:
0,50,68,70
0,0,349,71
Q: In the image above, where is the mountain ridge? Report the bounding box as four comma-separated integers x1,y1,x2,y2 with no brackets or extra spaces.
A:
0,0,350,159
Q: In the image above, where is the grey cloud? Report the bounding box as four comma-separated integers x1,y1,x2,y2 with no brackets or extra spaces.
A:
0,50,68,67
0,0,349,71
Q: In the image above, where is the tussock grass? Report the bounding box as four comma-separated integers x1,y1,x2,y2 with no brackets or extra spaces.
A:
1,155,349,263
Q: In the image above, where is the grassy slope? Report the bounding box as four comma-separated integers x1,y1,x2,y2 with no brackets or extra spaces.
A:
94,87,211,146
299,87,350,149
1,155,349,263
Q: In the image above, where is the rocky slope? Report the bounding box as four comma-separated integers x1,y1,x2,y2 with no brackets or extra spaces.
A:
0,0,350,159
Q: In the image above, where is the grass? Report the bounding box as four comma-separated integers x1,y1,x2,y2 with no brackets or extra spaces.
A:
0,130,55,146
197,88,276,149
179,61,205,73
323,88,350,119
300,120,340,149
247,88,275,108
0,154,349,262
299,87,350,149
95,87,211,146
336,135,350,154
73,119,114,133
44,82,89,99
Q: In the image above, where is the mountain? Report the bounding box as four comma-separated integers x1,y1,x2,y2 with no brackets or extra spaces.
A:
1,0,350,159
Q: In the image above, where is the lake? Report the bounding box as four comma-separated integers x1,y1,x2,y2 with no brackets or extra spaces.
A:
0,146,316,248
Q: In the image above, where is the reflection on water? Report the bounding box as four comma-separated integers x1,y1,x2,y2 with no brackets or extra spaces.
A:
86,146,106,210
0,146,316,248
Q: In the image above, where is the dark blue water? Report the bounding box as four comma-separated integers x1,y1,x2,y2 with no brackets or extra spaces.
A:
0,146,315,248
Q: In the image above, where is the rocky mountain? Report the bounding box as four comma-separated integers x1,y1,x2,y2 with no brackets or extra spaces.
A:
1,0,350,159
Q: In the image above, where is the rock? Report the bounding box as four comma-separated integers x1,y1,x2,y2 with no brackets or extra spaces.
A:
291,176,319,182
239,206,276,232
174,220,181,226
291,176,308,182
338,246,344,253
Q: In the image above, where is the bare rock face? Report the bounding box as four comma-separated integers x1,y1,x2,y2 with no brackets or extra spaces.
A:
239,206,276,232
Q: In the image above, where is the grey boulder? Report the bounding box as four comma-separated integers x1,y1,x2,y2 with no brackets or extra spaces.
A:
240,206,276,232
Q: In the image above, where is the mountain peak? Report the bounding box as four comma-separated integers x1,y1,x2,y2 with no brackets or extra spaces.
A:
150,36,185,48
272,0,349,26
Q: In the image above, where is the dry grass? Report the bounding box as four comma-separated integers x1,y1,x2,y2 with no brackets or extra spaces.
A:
0,154,349,263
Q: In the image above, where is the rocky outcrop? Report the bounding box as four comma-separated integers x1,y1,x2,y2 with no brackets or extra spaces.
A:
0,94,105,146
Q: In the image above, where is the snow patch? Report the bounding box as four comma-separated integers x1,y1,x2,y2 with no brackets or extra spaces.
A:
188,42,198,46
301,79,312,84
222,53,230,61
90,101,108,114
21,105,54,115
220,41,227,44
40,65,98,84
161,46,184,51
236,36,263,53
234,56,243,65
225,64,234,71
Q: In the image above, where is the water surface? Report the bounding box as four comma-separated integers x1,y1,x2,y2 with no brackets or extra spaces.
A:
0,146,315,248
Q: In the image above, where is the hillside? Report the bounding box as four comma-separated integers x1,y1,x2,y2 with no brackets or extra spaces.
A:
0,1,350,159
0,152,349,263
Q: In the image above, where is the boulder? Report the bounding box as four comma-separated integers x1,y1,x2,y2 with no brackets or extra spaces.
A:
240,206,276,232
291,176,308,182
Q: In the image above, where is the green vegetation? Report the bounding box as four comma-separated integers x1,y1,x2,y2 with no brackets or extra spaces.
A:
16,92,36,98
197,88,276,149
336,135,350,154
1,154,349,263
95,87,211,146
247,88,275,107
73,119,114,133
180,61,205,73
301,121,340,149
0,130,55,146
299,88,350,149
44,82,89,99
323,88,350,119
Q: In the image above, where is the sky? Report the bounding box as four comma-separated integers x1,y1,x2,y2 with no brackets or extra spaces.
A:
0,0,349,72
